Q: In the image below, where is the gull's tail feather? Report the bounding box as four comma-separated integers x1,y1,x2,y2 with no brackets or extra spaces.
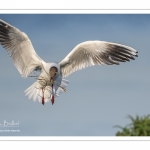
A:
24,77,69,104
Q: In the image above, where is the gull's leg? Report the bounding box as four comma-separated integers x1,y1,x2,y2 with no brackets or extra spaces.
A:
50,77,54,105
42,88,44,105
51,84,54,105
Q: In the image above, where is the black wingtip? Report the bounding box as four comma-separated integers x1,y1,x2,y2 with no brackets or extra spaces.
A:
0,19,7,26
0,19,12,28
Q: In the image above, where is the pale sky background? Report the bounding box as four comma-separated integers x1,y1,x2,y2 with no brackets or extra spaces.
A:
0,14,149,136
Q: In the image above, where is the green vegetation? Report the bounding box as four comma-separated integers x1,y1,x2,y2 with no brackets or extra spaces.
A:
115,115,150,136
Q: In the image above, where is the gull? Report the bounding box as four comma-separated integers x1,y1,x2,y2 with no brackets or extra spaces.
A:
0,19,138,105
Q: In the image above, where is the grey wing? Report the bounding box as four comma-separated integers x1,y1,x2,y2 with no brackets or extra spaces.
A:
59,41,138,77
0,19,44,78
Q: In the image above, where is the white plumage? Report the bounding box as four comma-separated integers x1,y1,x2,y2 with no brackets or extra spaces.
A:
0,19,138,105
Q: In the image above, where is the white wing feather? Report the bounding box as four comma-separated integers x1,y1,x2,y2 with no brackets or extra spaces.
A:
0,19,44,78
59,41,138,77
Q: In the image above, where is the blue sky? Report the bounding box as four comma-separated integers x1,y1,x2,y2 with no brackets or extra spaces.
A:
0,14,150,136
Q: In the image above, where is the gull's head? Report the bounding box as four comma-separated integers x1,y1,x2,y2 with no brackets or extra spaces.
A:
49,66,58,78
42,62,60,79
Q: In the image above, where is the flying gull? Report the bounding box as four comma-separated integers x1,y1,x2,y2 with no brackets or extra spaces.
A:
0,19,138,105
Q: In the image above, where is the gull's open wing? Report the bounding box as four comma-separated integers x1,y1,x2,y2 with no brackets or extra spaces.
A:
0,19,45,78
59,41,138,77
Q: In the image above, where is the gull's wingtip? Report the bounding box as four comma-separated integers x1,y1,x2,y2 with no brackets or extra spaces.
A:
0,18,12,27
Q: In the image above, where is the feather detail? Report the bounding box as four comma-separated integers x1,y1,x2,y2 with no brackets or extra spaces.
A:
59,41,138,78
0,19,44,78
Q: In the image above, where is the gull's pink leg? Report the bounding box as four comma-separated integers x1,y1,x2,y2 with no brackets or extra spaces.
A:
42,88,44,105
51,84,54,105
50,77,54,105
